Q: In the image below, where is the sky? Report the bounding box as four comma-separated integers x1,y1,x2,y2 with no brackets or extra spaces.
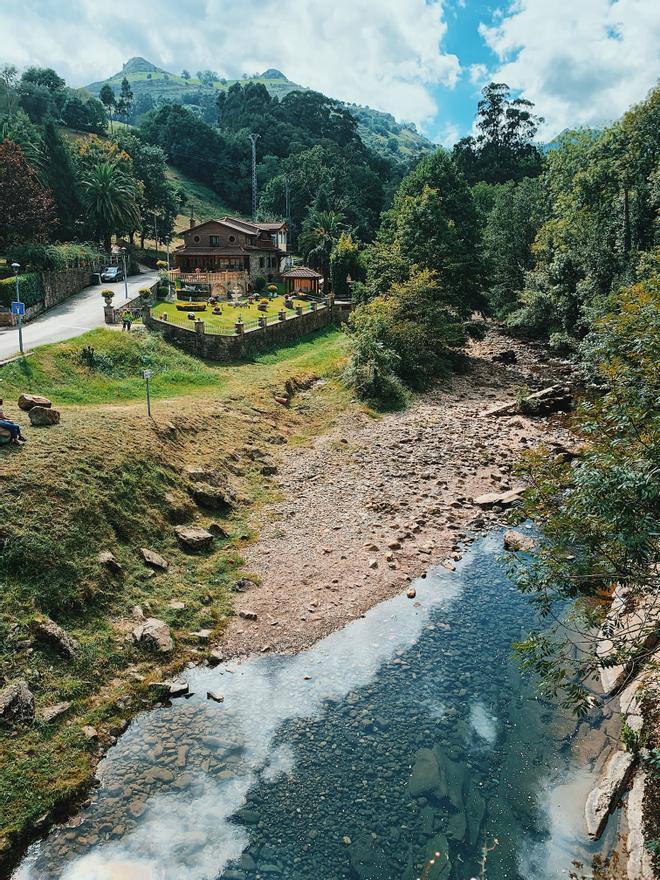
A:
1,0,659,145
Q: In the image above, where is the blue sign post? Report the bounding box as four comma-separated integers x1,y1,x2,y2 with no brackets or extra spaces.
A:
11,302,25,317
11,263,24,355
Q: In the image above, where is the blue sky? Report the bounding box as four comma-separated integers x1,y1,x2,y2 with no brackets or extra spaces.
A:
1,0,658,145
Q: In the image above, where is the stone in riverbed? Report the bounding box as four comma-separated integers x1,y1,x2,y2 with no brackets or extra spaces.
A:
132,617,174,653
0,679,35,725
28,406,60,426
207,690,224,703
585,749,635,839
503,530,535,552
32,617,78,658
474,487,525,509
150,679,189,698
174,525,214,552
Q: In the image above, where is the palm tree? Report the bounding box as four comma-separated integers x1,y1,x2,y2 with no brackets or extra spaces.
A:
298,208,345,292
80,160,141,253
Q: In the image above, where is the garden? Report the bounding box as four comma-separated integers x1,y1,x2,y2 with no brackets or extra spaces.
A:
153,294,314,331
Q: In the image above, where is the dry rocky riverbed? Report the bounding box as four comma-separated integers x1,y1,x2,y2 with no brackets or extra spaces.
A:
222,328,575,660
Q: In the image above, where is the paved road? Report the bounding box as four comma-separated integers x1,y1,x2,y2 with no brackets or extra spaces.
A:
0,270,159,362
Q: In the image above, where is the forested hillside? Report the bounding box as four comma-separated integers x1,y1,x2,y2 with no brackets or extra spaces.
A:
85,56,436,164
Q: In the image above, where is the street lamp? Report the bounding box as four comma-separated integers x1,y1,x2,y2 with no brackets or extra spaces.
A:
143,369,153,418
121,247,129,300
11,262,24,355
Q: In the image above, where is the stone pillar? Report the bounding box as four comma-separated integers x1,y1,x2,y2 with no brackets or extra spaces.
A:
258,316,267,329
295,305,304,317
104,305,115,325
235,320,245,335
278,310,286,322
195,320,205,335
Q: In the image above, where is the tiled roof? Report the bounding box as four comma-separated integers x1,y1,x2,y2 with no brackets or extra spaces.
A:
281,265,323,279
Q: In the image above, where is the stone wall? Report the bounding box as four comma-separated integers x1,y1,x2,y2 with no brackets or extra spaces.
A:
105,281,160,324
42,268,96,310
145,304,337,361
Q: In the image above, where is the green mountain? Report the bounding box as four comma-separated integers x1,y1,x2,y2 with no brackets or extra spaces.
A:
85,57,437,161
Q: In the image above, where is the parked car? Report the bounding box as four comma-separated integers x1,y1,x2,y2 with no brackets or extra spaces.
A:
100,266,124,283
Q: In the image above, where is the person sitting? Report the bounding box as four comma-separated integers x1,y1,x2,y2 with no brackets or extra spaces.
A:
0,399,27,445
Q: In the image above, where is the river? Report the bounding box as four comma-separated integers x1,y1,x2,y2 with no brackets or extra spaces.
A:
12,531,617,880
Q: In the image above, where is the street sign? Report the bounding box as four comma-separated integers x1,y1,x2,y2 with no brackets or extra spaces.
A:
11,302,25,316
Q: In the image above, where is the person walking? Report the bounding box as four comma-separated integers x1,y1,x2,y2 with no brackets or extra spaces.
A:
122,310,132,332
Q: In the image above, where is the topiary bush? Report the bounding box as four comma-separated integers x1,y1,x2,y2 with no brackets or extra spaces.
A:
0,273,44,307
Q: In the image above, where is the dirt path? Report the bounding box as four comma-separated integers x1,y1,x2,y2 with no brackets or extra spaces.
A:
220,328,575,659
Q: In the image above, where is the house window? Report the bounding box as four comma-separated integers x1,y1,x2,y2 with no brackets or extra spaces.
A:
193,235,200,243
229,235,236,243
210,235,220,247
259,257,265,269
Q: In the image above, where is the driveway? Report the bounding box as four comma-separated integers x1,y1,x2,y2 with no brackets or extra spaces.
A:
0,270,159,362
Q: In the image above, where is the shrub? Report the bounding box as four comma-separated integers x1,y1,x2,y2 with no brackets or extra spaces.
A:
0,273,44,307
253,275,267,292
101,289,115,299
175,301,206,311
138,288,153,298
5,242,104,271
343,321,407,408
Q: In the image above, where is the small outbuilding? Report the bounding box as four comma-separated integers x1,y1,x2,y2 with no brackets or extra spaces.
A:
281,266,323,296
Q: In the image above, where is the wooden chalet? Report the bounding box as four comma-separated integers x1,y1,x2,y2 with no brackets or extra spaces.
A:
174,216,288,284
281,265,323,295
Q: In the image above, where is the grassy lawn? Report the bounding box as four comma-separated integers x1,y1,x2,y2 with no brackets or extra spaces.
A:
156,294,310,330
0,324,352,858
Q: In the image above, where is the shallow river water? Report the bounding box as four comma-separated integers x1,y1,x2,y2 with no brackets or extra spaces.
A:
14,531,615,880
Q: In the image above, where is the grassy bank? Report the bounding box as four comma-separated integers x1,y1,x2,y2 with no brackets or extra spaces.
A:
0,325,350,861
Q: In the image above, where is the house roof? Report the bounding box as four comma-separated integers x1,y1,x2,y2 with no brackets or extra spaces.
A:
281,265,323,279
184,216,287,236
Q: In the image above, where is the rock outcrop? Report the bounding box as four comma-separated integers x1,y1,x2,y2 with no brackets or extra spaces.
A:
585,749,635,839
0,679,35,725
97,550,123,575
132,617,174,653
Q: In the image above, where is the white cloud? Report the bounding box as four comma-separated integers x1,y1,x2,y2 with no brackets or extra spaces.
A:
468,62,488,86
479,0,660,138
0,0,461,129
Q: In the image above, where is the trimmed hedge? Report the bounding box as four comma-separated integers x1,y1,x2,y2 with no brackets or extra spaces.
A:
5,243,105,271
0,273,44,308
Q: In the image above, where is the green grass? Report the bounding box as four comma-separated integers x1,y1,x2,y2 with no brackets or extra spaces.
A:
157,295,309,329
165,166,237,237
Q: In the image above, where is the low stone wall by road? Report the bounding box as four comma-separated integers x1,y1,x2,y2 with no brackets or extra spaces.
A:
145,303,337,360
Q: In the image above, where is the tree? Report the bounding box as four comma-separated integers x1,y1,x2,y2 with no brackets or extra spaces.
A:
181,70,191,80
298,206,345,289
453,82,544,185
99,84,116,133
79,159,141,252
42,121,82,240
20,66,65,93
346,268,469,392
512,267,660,715
117,77,134,123
330,232,365,297
480,177,546,318
0,64,19,116
0,139,55,248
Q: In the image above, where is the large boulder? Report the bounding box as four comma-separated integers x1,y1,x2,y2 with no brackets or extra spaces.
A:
0,679,35,725
473,487,525,509
140,548,169,571
28,406,60,427
97,550,123,575
32,617,78,658
18,394,52,411
585,750,635,839
132,617,174,653
174,525,214,552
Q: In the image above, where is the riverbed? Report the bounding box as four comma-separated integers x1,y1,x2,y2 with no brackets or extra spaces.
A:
13,531,617,880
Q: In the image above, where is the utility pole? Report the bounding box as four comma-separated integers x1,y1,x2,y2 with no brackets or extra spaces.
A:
248,133,260,220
